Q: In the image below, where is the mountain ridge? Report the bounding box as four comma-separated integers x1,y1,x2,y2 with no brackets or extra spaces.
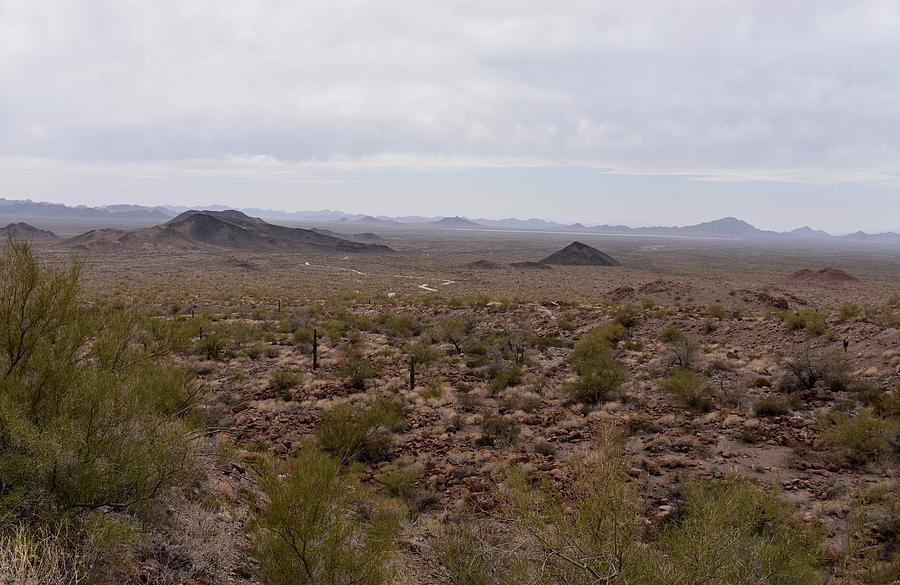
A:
2,197,899,244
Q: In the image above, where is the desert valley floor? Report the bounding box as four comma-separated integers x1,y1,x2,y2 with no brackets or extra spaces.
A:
8,220,900,583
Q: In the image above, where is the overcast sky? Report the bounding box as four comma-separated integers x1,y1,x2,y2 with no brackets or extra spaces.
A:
1,0,899,231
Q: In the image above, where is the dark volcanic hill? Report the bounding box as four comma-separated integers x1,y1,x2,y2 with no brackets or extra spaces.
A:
0,222,58,241
786,267,860,286
539,241,621,266
61,210,393,253
433,216,481,228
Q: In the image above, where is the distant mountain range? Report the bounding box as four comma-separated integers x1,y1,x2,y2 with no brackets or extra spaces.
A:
2,197,899,244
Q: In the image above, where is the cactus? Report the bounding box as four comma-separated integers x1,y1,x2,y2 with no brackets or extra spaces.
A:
313,327,318,370
409,354,416,390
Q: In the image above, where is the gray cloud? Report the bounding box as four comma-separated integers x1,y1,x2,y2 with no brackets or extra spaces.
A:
1,0,899,181
1,0,900,231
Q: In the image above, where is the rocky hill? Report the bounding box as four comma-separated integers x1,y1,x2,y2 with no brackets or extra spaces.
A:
60,210,393,253
539,241,621,266
0,222,58,241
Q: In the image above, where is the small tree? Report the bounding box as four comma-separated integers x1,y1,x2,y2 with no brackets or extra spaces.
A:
440,315,469,354
253,448,401,585
0,240,197,521
564,326,626,403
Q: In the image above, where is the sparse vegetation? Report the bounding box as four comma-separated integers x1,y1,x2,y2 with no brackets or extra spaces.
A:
253,447,401,585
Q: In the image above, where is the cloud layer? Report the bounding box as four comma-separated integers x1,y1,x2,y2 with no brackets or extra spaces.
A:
2,0,900,183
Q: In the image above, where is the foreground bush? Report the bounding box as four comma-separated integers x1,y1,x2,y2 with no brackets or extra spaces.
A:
0,241,196,520
0,241,198,581
657,479,822,584
253,448,401,585
432,425,823,585
564,326,626,403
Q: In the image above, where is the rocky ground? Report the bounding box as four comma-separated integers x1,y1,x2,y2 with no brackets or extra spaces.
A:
120,279,900,584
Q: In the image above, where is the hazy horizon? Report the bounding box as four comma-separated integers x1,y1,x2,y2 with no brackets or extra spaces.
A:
3,1,900,232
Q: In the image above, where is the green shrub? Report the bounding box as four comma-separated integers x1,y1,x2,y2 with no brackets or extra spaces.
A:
753,396,790,417
556,313,576,333
253,448,401,585
0,240,197,535
564,326,626,404
777,309,826,335
658,324,684,343
488,364,523,396
198,334,226,359
754,377,772,388
476,416,520,447
779,349,850,393
293,324,315,346
839,303,861,321
435,424,824,584
377,313,420,339
614,304,639,328
658,479,822,584
316,397,405,463
706,304,727,319
876,389,900,418
439,315,469,354
661,367,713,411
818,409,898,463
269,370,301,391
339,349,376,390
377,462,423,504
420,379,444,400
405,340,441,365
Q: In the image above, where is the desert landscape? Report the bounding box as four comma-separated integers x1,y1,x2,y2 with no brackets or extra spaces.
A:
3,3,900,584
1,208,897,584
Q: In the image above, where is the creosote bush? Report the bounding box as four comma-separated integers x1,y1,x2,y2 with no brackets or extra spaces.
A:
339,348,376,390
661,367,713,411
753,396,790,417
658,324,684,343
817,408,898,463
476,415,520,447
269,370,301,392
487,363,523,396
253,447,401,585
779,349,850,393
564,326,626,404
777,309,826,336
316,396,405,463
0,241,198,579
